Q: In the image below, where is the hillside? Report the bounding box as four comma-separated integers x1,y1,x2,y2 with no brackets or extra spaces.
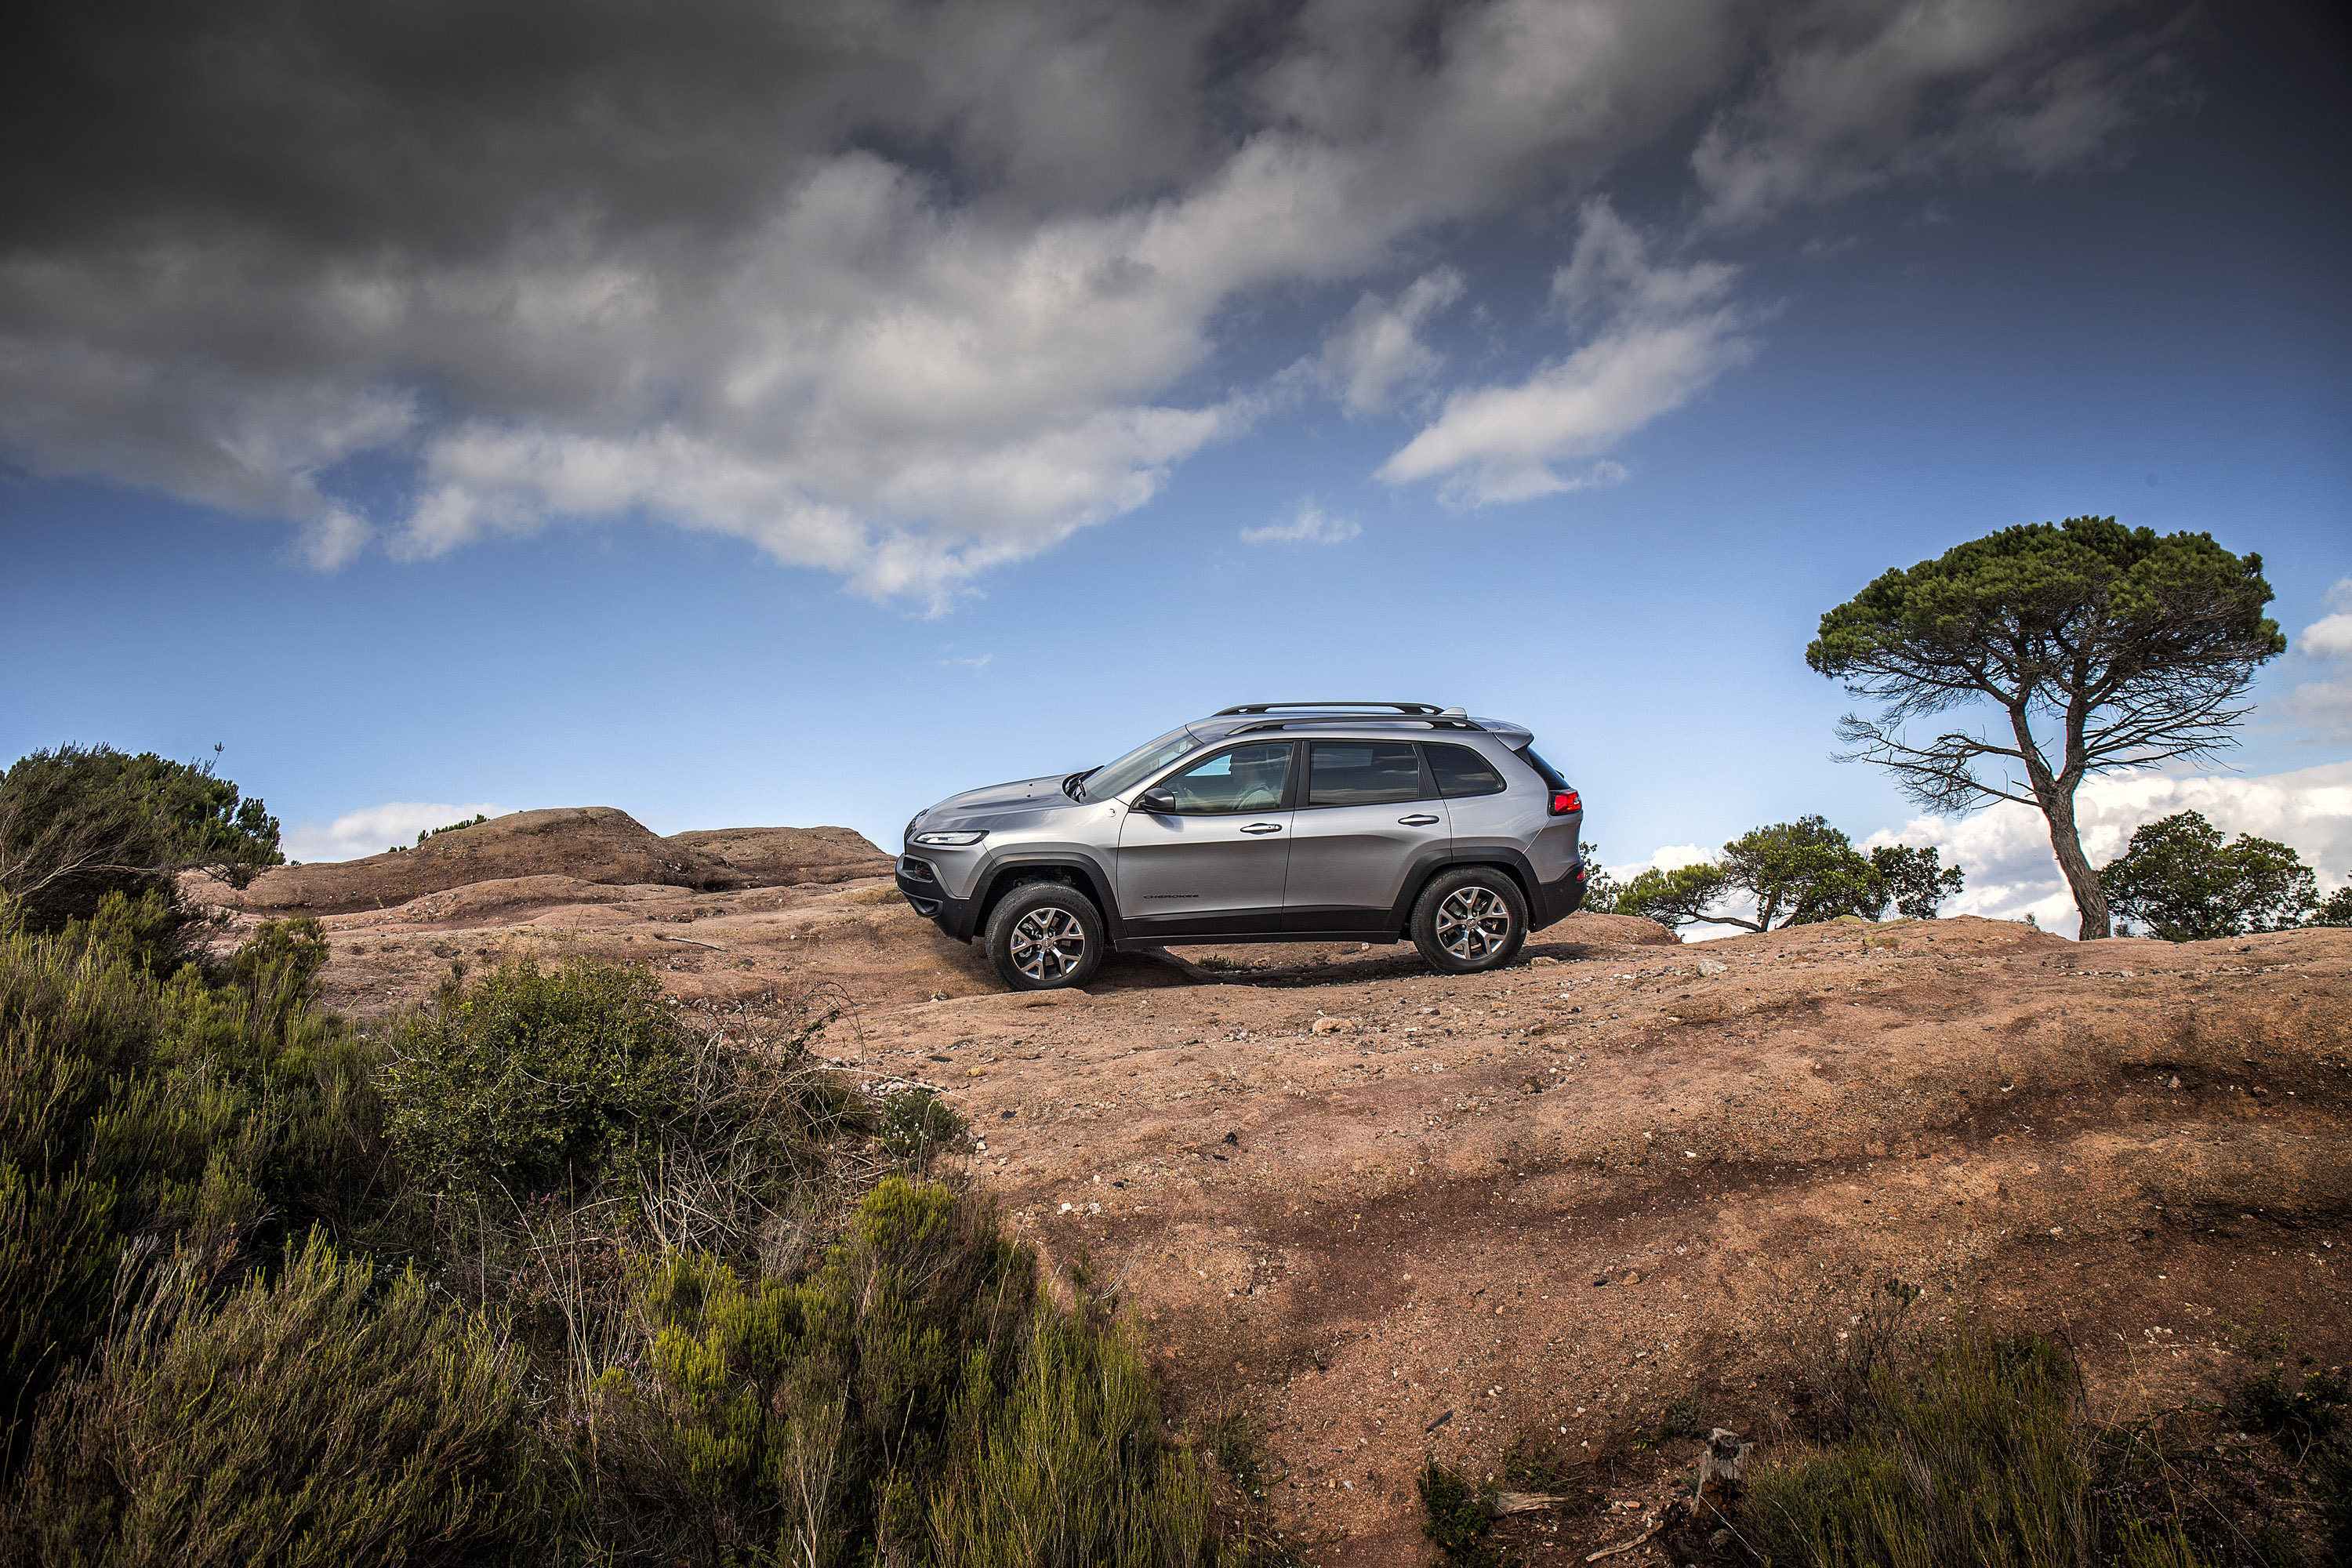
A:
187,808,892,915
198,814,2352,1566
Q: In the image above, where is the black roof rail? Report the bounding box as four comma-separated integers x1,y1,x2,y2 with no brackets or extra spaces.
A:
1215,701,1448,716
1227,714,1484,735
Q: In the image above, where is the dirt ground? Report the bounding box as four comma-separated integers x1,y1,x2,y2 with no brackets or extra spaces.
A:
223,825,2352,1566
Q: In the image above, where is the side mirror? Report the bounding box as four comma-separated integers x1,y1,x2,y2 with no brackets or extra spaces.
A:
1138,788,1178,815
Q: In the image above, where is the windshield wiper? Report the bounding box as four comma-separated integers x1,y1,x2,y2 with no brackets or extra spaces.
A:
1063,769,1097,802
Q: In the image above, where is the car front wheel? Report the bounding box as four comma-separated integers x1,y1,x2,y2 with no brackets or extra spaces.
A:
983,881,1105,991
1409,867,1526,974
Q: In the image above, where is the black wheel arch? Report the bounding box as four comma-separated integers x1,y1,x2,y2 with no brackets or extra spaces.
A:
970,849,1121,941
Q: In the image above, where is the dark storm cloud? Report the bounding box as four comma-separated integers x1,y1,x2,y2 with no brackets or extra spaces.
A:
0,0,2180,600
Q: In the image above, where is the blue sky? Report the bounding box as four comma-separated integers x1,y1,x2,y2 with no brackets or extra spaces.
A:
3,0,2347,935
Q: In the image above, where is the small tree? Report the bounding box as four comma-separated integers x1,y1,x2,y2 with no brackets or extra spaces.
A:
1809,518,2285,939
1871,844,1967,920
0,745,283,929
2098,811,2316,941
1577,841,1626,914
1618,816,1962,932
2312,883,2352,927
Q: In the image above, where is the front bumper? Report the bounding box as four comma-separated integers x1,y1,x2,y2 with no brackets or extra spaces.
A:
897,855,980,941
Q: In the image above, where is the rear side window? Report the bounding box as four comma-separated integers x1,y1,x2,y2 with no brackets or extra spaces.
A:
1514,746,1570,792
1425,742,1506,798
1308,742,1425,807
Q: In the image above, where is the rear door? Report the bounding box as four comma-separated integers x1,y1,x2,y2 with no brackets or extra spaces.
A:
1115,741,1295,936
1281,740,1448,931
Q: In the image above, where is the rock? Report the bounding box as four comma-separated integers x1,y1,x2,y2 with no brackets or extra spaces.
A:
1531,956,1561,967
1622,1270,1642,1285
1312,1017,1345,1033
1700,1429,1751,1488
1696,959,1728,975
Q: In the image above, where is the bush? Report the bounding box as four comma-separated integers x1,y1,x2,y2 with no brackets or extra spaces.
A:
383,955,697,1200
1743,1326,2215,1568
0,898,379,1473
4,1233,537,1566
879,1087,967,1167
1417,1459,1503,1566
586,1178,1212,1566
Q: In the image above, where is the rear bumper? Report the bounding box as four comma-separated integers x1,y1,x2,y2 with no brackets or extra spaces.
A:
1532,862,1588,928
896,856,979,941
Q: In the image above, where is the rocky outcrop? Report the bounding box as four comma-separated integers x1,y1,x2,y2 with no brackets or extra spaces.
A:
191,808,891,915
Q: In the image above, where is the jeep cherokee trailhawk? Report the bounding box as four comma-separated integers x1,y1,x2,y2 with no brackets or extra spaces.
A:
895,702,1588,990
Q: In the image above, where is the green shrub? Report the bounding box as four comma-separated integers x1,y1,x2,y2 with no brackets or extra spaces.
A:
586,1178,1211,1566
1743,1328,2209,1568
4,1232,537,1566
383,954,695,1200
1417,1459,1503,1567
879,1087,967,1167
0,898,380,1473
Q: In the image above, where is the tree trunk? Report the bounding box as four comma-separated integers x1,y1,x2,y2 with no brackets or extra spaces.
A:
2039,783,2110,939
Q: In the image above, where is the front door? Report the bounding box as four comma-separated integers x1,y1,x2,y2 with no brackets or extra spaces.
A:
1283,740,1448,930
1116,741,1295,936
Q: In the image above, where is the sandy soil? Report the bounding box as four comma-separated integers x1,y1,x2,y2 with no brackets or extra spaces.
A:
219,831,2352,1566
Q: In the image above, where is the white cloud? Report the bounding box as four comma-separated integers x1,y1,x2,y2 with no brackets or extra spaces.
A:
940,652,994,670
1377,200,1751,506
2279,575,2352,739
1690,0,2172,230
1240,499,1362,546
1319,267,1466,415
281,801,505,864
1867,759,2352,937
0,0,2166,599
2298,577,2352,660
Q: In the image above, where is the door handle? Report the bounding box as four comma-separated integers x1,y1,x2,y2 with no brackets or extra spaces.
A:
1240,822,1284,835
1397,814,1441,826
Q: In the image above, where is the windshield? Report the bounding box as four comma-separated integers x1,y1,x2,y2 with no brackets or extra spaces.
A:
1076,726,1203,801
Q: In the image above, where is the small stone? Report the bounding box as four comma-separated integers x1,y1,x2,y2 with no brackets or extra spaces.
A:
966,1065,988,1078
1697,959,1727,975
1622,1270,1643,1285
1531,956,1561,967
1312,1017,1345,1034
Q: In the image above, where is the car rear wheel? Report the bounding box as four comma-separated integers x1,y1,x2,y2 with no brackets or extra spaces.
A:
983,881,1105,991
1409,867,1526,974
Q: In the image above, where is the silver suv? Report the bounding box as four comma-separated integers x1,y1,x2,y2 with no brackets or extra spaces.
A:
896,702,1588,990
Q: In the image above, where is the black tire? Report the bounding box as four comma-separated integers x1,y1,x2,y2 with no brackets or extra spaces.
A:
1409,867,1527,974
983,881,1105,991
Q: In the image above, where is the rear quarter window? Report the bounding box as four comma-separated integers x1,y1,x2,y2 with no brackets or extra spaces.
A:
1513,746,1571,792
1425,742,1507,797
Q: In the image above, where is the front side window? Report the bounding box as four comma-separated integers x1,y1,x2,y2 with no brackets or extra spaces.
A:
1160,742,1293,814
1307,742,1425,808
1426,742,1507,798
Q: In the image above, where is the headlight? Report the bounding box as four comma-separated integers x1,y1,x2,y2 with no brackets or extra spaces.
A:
912,829,987,848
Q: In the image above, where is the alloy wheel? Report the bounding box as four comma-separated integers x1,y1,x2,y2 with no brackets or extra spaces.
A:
1434,885,1512,961
1008,906,1087,982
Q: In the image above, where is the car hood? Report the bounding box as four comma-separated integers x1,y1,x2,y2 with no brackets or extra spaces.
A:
914,774,1085,833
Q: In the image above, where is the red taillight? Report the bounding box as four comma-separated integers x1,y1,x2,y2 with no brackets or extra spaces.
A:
1550,789,1581,816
